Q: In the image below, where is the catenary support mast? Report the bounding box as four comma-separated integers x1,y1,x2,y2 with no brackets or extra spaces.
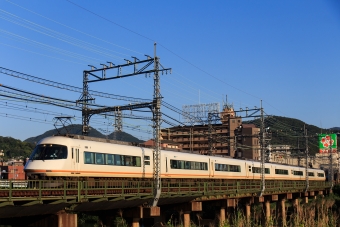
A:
259,100,265,197
77,44,171,207
305,125,309,192
152,43,162,206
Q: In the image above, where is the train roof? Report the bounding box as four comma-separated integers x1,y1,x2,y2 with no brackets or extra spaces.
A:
48,134,200,154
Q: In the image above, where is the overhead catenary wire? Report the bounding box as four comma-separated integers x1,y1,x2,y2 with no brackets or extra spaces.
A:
0,9,131,61
0,81,187,139
64,0,263,103
5,0,143,56
0,3,241,114
0,1,326,151
3,0,263,110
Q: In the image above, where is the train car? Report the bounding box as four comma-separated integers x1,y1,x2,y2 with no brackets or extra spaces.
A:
24,135,326,182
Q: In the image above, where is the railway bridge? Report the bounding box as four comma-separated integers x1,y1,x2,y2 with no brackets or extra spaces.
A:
0,179,332,226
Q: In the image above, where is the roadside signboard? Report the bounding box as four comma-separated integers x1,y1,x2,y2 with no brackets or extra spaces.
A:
319,134,337,153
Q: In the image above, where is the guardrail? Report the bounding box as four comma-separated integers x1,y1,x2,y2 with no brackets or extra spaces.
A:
0,179,332,206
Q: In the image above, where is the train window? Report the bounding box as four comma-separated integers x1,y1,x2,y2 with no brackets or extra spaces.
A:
170,159,207,170
76,149,79,163
308,172,315,177
252,167,270,174
176,160,181,169
135,157,141,167
114,154,121,165
318,173,325,177
84,152,94,164
170,160,179,169
29,144,68,161
229,165,241,172
144,156,151,165
185,161,191,169
275,169,288,175
179,160,185,169
120,156,126,166
95,153,105,165
83,152,142,167
125,156,133,166
124,156,140,167
292,171,303,176
215,163,241,172
195,162,201,170
106,154,114,165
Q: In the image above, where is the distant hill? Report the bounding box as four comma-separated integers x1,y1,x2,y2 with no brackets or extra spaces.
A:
244,116,340,155
24,124,144,144
3,117,338,160
0,136,35,161
330,127,340,131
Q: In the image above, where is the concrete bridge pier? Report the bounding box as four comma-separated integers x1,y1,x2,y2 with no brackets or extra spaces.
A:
171,201,202,227
183,211,191,227
132,218,140,227
293,197,300,215
260,194,279,224
304,192,309,204
183,201,202,227
280,198,286,226
219,206,226,224
57,211,77,227
277,195,289,227
245,203,251,222
221,198,236,225
122,206,160,227
264,199,271,223
240,197,252,224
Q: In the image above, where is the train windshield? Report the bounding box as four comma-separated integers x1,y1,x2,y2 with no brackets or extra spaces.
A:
29,144,68,160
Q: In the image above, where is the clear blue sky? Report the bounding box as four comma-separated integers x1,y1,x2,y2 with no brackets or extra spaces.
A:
1,0,340,141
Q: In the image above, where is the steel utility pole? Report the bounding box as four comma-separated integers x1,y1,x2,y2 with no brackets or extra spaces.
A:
330,135,334,189
259,100,265,197
77,44,171,207
305,125,309,192
152,43,162,207
77,51,171,136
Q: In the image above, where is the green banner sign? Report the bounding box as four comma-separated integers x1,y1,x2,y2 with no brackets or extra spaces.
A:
319,134,337,153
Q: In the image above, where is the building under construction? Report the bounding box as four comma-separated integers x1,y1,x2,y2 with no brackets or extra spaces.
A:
161,106,261,159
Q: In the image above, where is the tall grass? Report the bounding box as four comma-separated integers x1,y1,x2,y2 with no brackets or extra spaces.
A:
163,194,340,227
78,193,340,226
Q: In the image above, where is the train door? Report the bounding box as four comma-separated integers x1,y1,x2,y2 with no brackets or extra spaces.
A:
246,163,251,179
251,162,255,180
209,158,215,178
141,147,146,178
71,147,80,172
165,155,168,174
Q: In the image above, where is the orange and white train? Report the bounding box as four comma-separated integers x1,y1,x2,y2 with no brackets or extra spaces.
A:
24,135,326,182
